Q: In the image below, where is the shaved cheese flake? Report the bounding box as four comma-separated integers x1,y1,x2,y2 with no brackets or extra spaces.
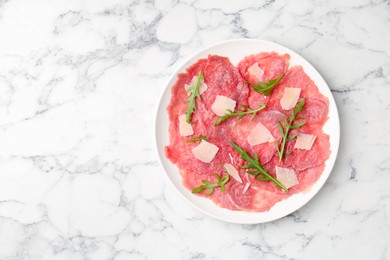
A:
224,163,242,183
276,166,299,189
228,153,234,164
243,182,251,194
184,75,207,96
244,172,251,183
248,63,264,82
191,141,219,163
294,133,316,150
211,95,236,116
280,88,301,110
178,114,194,136
247,122,275,146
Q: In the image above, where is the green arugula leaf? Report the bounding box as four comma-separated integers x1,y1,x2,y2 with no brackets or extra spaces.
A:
185,135,208,143
192,169,230,196
230,141,288,191
247,73,284,96
214,103,266,126
276,98,306,162
185,71,204,124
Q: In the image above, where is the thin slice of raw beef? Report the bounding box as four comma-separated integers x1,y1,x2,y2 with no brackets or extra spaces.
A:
237,52,290,108
268,65,329,114
166,55,249,209
280,132,330,171
230,110,285,165
165,52,331,212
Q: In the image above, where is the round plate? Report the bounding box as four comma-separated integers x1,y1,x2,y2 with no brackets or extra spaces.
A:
155,39,340,224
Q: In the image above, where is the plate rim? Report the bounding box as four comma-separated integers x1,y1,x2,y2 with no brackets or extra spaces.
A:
154,38,340,224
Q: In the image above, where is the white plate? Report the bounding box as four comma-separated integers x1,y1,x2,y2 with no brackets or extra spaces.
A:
155,39,340,224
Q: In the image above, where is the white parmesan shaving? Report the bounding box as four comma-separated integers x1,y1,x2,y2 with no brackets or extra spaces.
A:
244,172,251,183
276,166,299,189
211,95,236,116
248,63,264,81
294,133,316,150
191,141,219,163
184,75,207,95
178,114,194,136
243,182,251,194
224,163,242,183
280,88,301,110
247,122,275,146
228,153,234,164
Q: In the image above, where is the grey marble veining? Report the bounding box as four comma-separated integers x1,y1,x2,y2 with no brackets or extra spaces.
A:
0,0,389,259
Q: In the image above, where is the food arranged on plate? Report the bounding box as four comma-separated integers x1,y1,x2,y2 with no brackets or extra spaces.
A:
165,52,330,212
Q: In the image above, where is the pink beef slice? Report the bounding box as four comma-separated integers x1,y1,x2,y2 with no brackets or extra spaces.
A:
251,189,290,212
295,164,326,192
182,166,239,211
230,160,326,211
237,52,290,108
227,180,255,211
268,66,329,119
227,163,288,212
165,55,249,198
266,65,330,170
280,132,330,171
166,55,249,141
230,110,285,165
166,53,331,212
240,158,326,211
193,55,249,139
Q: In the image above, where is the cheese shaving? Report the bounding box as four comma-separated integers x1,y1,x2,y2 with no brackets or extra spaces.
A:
178,114,194,136
191,141,219,163
243,182,251,194
224,163,242,183
247,122,275,146
276,166,299,189
248,63,264,82
184,75,207,95
280,88,301,110
228,153,234,164
294,133,316,150
211,95,237,116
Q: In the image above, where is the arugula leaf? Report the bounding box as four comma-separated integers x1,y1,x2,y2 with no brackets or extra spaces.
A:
247,73,284,96
214,103,266,126
192,173,229,196
192,172,230,196
185,71,204,124
185,135,208,143
230,141,288,191
276,98,306,162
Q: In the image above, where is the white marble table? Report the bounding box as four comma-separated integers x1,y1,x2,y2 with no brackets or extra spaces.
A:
0,0,389,259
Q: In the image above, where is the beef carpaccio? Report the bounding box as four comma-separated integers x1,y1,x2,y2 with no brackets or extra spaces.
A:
165,52,330,212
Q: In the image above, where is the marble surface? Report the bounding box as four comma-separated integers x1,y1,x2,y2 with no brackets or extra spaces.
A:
0,0,389,259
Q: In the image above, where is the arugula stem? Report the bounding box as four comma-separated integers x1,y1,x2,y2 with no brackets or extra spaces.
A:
230,141,287,191
185,71,204,124
214,103,265,126
192,172,230,196
276,98,306,162
278,123,290,162
185,135,208,143
247,73,284,96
